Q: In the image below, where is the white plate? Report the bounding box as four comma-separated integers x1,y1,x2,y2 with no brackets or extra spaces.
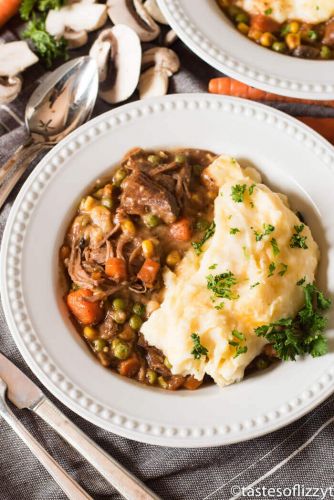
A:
1,94,334,447
158,0,334,100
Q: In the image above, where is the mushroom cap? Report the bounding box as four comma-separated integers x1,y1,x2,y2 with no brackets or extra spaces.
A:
0,76,22,105
107,0,160,42
144,0,168,24
89,25,142,104
139,67,169,99
64,29,89,49
142,47,180,76
46,3,107,38
0,41,38,77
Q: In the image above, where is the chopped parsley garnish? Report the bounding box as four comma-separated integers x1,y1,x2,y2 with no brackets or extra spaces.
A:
264,7,273,15
308,30,318,41
206,271,239,300
229,330,248,357
250,281,260,289
209,263,217,270
231,184,247,203
255,284,331,360
297,277,306,286
254,223,275,242
248,184,256,195
268,262,276,277
230,227,240,235
192,221,216,255
214,302,225,310
290,224,308,249
190,333,208,360
278,263,288,276
242,246,250,260
271,238,280,256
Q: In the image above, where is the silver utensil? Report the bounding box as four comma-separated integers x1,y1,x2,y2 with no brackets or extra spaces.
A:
0,376,93,500
0,352,160,500
0,56,98,209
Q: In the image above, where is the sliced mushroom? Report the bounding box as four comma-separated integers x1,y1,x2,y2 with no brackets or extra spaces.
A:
89,25,142,104
143,0,168,24
164,29,178,46
46,3,107,38
107,0,160,41
0,41,39,78
0,76,22,105
63,29,89,49
139,47,180,99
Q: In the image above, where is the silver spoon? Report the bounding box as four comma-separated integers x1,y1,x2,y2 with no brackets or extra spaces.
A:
0,56,98,209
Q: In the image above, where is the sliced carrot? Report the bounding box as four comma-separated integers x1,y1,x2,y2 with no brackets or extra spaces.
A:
118,356,140,377
208,77,334,108
105,257,127,281
250,14,280,33
296,117,334,145
66,289,103,325
183,376,203,390
0,0,21,28
137,258,160,288
170,217,192,241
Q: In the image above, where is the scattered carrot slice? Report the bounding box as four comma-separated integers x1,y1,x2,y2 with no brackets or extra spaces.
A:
66,289,103,325
118,356,140,377
170,217,192,241
137,259,160,288
105,257,127,281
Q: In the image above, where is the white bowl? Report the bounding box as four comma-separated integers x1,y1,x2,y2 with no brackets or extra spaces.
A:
1,94,334,447
158,0,334,100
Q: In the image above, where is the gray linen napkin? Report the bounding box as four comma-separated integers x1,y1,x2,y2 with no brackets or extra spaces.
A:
1,20,334,500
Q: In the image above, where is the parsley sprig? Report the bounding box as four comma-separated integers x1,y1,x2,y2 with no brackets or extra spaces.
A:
290,224,308,249
231,184,247,203
255,283,331,360
206,271,239,300
254,223,275,242
190,333,208,360
192,221,216,255
228,330,248,358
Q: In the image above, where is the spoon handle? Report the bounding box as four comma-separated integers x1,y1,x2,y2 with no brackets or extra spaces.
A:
0,141,50,210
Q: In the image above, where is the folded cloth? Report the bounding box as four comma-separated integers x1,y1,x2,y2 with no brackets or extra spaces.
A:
1,23,334,500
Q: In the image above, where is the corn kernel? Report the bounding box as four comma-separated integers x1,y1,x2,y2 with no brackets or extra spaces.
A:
83,326,98,341
142,239,155,258
166,250,181,267
237,22,250,35
102,183,113,198
288,21,300,34
260,32,275,47
121,219,136,235
80,195,96,212
248,28,263,42
285,33,300,50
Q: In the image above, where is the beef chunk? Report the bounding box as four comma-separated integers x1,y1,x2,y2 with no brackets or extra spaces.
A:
138,334,171,376
98,309,117,339
120,171,179,224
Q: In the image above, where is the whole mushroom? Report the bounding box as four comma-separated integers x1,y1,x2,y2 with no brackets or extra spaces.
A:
0,41,39,104
107,0,160,41
89,25,142,104
139,47,180,99
143,0,168,24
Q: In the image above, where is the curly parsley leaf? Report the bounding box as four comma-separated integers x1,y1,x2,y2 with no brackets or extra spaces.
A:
290,224,308,249
190,333,208,360
20,0,37,20
231,184,247,203
192,221,216,255
23,17,68,67
268,262,276,277
271,238,280,256
278,263,288,276
206,271,239,300
248,184,256,195
38,0,64,11
230,227,240,235
255,284,331,360
254,223,275,242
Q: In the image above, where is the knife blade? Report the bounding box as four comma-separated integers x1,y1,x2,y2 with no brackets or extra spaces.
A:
0,352,44,409
0,352,160,500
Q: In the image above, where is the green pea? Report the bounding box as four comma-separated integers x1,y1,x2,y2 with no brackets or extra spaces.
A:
148,154,159,165
272,41,287,53
192,164,203,176
235,12,249,23
111,338,131,360
112,297,126,311
321,46,331,59
175,153,186,164
113,168,127,187
112,310,127,324
157,376,168,389
93,339,107,352
143,213,160,228
129,315,143,331
101,197,113,209
196,218,209,232
146,369,157,385
132,303,146,317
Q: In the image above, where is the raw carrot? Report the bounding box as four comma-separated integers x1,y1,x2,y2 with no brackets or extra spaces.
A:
208,77,334,108
250,14,280,33
0,0,21,28
105,257,127,281
118,356,140,377
67,289,103,325
170,217,192,241
296,117,334,145
137,258,160,287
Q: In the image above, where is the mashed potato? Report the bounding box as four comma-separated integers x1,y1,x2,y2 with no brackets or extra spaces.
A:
234,0,334,24
141,155,319,387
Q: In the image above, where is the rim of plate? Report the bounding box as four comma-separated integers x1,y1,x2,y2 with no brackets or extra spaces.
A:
157,0,334,100
1,94,334,448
